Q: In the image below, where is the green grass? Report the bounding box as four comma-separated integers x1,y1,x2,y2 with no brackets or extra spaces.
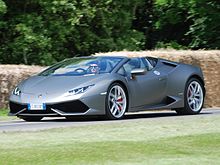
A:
0,114,220,165
0,109,17,121
0,109,8,116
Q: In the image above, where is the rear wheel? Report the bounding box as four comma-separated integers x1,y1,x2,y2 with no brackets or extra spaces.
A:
176,78,204,115
18,116,43,122
106,83,128,120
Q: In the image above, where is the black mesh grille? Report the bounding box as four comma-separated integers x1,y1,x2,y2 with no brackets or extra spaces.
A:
9,102,27,114
47,100,89,113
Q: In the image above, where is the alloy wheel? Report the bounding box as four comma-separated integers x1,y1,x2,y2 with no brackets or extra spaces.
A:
108,85,127,119
187,81,204,112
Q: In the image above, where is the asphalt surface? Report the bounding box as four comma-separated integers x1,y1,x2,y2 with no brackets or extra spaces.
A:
0,108,219,132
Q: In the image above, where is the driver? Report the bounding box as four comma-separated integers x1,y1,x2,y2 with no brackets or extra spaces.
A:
87,63,100,74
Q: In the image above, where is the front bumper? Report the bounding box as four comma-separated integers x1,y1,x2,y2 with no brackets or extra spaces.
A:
9,99,105,117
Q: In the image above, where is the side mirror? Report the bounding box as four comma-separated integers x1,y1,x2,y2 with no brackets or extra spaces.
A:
130,68,147,79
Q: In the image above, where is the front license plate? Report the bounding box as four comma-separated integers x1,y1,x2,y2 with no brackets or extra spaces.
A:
28,103,46,110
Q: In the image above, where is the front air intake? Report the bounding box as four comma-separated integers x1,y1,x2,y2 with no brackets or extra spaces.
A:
9,101,27,114
47,100,89,113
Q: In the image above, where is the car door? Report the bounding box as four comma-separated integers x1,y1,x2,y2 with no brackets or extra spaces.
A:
123,58,167,109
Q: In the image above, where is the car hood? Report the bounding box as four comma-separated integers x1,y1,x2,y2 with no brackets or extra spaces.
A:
20,74,110,95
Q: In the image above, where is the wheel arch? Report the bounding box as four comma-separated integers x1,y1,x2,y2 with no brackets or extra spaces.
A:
109,80,129,112
175,74,205,115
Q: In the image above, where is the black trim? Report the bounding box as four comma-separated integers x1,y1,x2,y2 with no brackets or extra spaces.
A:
20,109,56,115
9,100,89,115
9,102,26,114
165,96,176,105
47,100,89,113
162,61,177,67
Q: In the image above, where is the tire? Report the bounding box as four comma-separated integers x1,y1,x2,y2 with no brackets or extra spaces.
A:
19,116,43,122
105,83,128,120
175,78,205,115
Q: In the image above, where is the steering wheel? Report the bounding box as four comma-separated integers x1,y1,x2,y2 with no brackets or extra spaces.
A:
74,68,86,73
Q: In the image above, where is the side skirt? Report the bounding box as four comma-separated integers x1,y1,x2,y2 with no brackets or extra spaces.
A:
129,96,183,112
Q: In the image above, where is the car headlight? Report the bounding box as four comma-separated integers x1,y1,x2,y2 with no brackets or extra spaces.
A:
13,87,21,96
67,84,95,96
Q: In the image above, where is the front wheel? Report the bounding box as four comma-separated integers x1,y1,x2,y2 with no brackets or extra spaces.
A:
105,83,128,120
176,78,204,115
18,116,43,122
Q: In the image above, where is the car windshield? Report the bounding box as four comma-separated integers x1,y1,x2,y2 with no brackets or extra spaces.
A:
39,57,122,76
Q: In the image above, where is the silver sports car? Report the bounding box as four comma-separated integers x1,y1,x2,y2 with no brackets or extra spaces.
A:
9,56,205,121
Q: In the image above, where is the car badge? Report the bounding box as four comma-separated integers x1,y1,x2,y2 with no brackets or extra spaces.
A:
38,94,43,98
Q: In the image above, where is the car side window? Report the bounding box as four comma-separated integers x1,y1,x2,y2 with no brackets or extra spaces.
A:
117,67,126,76
146,57,158,68
121,58,146,75
142,58,154,71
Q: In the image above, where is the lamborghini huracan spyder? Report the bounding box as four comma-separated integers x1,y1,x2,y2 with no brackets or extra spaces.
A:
9,56,205,121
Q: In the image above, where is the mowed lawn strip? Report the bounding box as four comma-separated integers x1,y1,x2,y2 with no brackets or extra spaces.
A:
0,114,220,165
0,109,8,116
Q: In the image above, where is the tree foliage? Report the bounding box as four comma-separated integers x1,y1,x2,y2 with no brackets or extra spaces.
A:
0,0,219,65
153,0,220,49
0,0,145,65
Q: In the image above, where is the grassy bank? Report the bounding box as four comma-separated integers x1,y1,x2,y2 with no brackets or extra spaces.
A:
0,109,17,121
0,109,8,116
0,114,220,164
